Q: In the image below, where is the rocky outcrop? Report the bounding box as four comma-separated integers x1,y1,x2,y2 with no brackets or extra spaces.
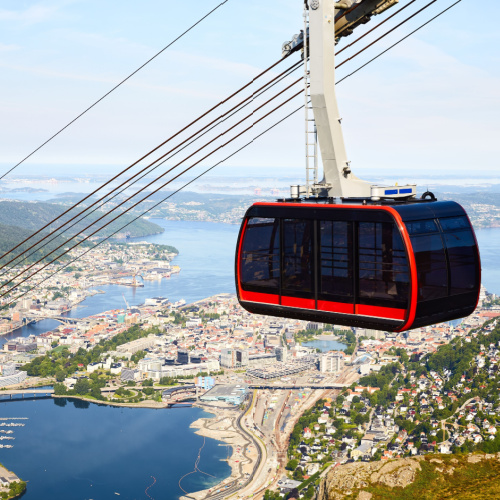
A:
317,454,500,500
317,458,423,500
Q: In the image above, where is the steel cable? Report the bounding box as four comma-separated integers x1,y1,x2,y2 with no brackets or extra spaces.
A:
0,0,231,181
0,62,305,276
0,55,296,266
336,0,438,69
0,87,305,297
0,0,463,299
5,103,307,306
0,62,302,276
337,0,462,84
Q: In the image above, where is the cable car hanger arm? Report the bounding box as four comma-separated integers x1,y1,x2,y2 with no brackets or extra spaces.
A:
285,0,417,201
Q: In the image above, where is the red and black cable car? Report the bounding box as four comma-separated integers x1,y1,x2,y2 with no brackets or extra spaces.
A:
235,200,481,332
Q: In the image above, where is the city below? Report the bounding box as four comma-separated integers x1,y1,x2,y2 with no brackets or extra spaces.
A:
1,243,500,499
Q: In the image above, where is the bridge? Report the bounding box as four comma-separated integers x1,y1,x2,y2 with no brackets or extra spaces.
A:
22,315,81,325
0,389,54,400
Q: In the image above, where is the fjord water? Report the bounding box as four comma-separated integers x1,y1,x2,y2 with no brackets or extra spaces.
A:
0,398,231,500
2,221,499,347
0,219,240,346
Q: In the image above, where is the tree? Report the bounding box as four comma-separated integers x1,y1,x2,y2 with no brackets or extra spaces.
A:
286,459,299,471
53,383,67,395
55,370,66,382
74,378,91,395
90,386,102,399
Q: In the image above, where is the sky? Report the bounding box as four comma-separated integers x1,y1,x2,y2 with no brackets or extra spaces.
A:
0,0,498,186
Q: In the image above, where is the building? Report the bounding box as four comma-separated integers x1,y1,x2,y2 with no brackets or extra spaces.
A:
200,384,248,405
120,368,141,382
319,351,345,373
177,349,190,364
248,353,276,367
0,364,27,387
220,348,235,368
195,376,215,390
235,348,249,367
275,346,288,362
116,336,156,354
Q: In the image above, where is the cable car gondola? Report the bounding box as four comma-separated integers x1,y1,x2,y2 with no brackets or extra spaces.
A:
234,2,481,332
236,200,480,332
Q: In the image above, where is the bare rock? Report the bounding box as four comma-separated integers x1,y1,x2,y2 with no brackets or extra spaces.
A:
357,492,372,500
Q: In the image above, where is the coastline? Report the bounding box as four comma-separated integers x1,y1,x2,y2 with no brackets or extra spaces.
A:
180,402,255,500
51,395,242,498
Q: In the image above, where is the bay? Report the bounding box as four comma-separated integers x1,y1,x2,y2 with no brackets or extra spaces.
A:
0,219,240,346
0,398,231,500
3,221,500,348
474,227,500,297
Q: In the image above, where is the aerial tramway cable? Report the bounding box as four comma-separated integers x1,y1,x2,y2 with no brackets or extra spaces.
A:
336,0,438,69
1,0,463,298
0,56,298,267
0,62,305,275
0,1,428,270
336,0,419,56
0,87,305,298
337,0,462,84
0,0,231,181
4,103,306,307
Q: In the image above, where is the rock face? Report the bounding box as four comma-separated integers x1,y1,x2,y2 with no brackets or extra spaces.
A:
316,454,500,500
317,458,423,500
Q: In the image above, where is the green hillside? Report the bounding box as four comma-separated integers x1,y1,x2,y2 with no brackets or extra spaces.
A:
0,200,163,239
0,222,67,266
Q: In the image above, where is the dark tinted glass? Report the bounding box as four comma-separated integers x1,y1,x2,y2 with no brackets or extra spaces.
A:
358,222,409,303
406,219,439,235
282,219,313,295
439,216,470,231
410,233,448,300
319,220,353,299
240,218,280,291
443,230,477,294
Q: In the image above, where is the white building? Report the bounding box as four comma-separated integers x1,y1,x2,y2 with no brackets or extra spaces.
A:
319,351,345,373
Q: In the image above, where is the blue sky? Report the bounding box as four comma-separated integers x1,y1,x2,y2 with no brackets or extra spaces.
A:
0,0,498,184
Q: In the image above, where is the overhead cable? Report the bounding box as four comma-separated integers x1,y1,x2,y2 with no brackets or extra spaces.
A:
5,104,307,307
337,0,419,55
0,63,305,275
337,0,462,84
336,0,438,68
0,0,231,181
0,55,296,266
0,87,305,297
1,0,463,297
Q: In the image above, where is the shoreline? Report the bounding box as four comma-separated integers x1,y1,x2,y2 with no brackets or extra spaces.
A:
50,395,242,498
180,402,256,500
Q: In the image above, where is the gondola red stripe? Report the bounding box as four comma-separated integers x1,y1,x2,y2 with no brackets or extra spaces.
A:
317,300,354,314
356,304,406,320
281,296,315,309
240,290,280,304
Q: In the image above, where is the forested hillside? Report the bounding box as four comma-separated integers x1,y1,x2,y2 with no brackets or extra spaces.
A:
0,200,163,239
